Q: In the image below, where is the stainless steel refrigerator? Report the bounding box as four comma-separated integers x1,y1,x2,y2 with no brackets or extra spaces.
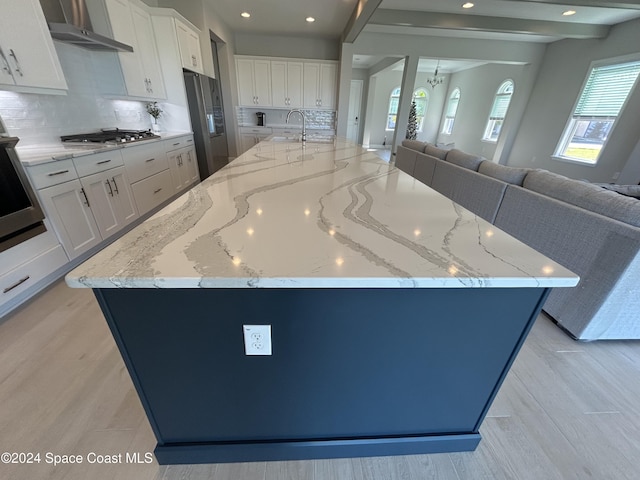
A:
183,71,228,179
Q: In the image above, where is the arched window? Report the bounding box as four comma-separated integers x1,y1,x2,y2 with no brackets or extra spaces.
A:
483,80,514,142
442,88,461,135
387,87,430,131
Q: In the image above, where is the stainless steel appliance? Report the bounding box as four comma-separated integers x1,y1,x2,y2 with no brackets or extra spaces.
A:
61,128,160,145
183,71,228,179
256,112,266,127
39,0,133,52
0,136,46,253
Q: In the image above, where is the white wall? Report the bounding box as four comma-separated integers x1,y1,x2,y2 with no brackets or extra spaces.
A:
438,63,531,159
234,33,339,60
507,17,640,183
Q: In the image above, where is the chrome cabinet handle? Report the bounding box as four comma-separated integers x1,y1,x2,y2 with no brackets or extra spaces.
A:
111,177,119,194
96,159,111,165
105,178,114,196
8,49,23,76
80,187,90,207
47,169,70,176
153,187,162,194
191,55,197,66
3,276,30,294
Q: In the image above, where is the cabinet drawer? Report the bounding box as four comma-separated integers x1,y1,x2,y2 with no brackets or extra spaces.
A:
27,159,78,189
0,245,68,305
74,150,124,178
165,135,194,152
239,127,272,135
131,169,173,215
122,142,170,184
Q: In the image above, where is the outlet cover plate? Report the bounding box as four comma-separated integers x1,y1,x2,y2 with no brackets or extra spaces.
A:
243,325,272,355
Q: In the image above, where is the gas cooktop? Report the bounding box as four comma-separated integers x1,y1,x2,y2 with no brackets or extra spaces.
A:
61,129,160,145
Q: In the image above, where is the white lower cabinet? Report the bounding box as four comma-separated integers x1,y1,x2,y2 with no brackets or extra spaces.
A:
168,145,199,192
80,166,138,240
38,180,102,259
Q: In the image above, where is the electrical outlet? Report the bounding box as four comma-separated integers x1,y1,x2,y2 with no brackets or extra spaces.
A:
243,325,272,355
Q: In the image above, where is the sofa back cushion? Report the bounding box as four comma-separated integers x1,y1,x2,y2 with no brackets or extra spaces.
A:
478,161,531,186
445,149,484,171
401,139,427,152
523,170,640,228
413,152,439,187
431,160,507,223
424,143,449,160
395,146,418,176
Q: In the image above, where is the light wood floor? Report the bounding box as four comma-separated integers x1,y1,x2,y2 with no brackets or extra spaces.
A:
1,281,640,480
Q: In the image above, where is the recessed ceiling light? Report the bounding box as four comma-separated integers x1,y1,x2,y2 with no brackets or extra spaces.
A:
241,12,250,18
462,2,474,8
306,16,315,23
562,10,576,16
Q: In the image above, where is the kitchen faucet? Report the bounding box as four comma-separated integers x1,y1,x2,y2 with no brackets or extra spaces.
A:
286,109,306,144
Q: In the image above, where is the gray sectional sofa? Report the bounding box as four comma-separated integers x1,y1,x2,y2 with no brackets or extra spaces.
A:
396,140,640,341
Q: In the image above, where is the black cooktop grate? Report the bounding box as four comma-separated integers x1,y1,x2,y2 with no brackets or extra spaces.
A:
61,129,160,143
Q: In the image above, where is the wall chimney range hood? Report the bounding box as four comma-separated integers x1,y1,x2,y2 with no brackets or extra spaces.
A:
39,0,133,52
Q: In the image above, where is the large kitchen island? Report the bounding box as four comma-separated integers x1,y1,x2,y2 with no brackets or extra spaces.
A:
66,137,578,465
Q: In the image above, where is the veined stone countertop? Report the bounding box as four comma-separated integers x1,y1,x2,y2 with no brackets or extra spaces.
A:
66,138,579,289
17,131,192,166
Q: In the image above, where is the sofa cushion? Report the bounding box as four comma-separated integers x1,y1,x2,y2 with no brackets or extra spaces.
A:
478,161,531,186
593,183,640,199
445,149,484,171
431,160,507,223
413,152,439,187
424,143,448,160
395,146,418,176
523,170,640,228
401,139,427,152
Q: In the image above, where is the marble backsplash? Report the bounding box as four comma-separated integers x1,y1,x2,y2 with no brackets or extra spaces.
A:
237,107,336,130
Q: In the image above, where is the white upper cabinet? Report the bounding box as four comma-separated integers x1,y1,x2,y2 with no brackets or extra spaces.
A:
0,0,67,92
271,61,303,108
236,57,272,107
175,18,203,74
104,0,166,99
303,62,337,109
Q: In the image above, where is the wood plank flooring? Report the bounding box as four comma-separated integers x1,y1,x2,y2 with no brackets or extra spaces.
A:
1,280,639,480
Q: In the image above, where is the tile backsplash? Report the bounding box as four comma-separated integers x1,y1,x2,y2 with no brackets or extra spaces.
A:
237,107,336,130
0,42,152,146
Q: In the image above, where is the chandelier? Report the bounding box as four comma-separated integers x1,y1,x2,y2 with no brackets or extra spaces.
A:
426,60,444,88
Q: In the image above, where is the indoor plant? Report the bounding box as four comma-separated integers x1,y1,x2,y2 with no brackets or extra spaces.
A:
146,102,162,132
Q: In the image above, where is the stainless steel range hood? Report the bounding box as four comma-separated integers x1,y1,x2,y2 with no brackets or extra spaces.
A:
39,0,133,52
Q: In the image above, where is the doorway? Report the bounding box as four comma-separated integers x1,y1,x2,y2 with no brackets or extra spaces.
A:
347,80,363,143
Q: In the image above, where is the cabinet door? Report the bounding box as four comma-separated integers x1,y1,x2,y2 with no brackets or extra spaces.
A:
319,63,337,109
236,58,256,106
176,19,203,74
108,168,139,227
38,180,101,259
303,63,320,108
105,0,147,97
183,147,200,184
240,134,258,155
287,62,304,108
130,3,166,99
0,0,67,90
167,150,189,192
253,60,272,106
271,61,288,108
81,170,122,240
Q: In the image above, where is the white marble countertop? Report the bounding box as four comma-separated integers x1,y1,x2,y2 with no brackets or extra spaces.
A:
66,138,579,289
17,131,192,166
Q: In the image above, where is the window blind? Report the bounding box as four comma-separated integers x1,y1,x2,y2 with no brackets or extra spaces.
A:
574,61,640,118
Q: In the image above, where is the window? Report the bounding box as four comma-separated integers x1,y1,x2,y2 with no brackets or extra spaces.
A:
442,88,460,135
555,59,640,164
483,80,514,142
386,87,430,131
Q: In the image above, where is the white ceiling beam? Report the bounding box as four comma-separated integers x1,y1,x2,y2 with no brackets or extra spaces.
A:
369,9,611,39
368,57,403,76
342,0,384,43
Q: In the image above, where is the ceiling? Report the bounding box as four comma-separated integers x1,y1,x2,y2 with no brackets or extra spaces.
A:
209,0,640,41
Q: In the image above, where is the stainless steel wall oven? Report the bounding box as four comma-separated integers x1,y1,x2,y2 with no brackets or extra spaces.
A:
0,137,46,253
